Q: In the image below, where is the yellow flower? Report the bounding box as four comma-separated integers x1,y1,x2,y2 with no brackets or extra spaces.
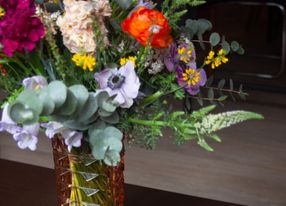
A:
182,68,201,86
178,47,193,63
205,49,228,69
72,53,96,71
120,56,136,66
0,7,5,18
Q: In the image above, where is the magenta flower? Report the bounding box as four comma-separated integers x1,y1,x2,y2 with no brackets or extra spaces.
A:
0,0,45,57
94,61,140,108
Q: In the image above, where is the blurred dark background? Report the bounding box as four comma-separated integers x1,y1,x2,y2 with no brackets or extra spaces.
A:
188,0,286,92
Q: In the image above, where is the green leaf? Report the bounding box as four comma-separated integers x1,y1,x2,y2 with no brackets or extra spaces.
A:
237,47,245,55
206,75,214,87
210,32,221,46
208,88,214,100
218,79,226,89
221,41,231,55
69,85,89,113
209,134,222,142
37,88,55,115
231,41,240,52
229,79,234,90
101,112,119,124
77,94,98,122
47,81,67,108
198,139,214,152
58,90,78,116
218,95,228,101
185,19,199,34
114,0,132,9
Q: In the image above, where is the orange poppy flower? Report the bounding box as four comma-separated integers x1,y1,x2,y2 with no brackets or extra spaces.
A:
121,7,173,48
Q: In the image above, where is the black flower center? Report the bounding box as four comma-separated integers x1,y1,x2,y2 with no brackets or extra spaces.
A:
107,74,125,89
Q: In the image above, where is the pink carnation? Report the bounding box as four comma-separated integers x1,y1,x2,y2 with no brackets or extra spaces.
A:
0,0,45,57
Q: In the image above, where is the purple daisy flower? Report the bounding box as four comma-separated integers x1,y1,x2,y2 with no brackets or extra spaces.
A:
176,65,207,95
94,61,140,108
177,42,196,67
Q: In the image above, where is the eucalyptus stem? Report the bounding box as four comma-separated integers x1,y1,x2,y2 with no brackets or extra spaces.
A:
204,86,248,96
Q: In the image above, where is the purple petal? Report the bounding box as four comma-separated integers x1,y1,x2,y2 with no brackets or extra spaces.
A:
23,124,40,136
94,69,115,89
13,131,38,151
1,104,16,124
186,86,200,95
23,76,48,90
198,69,207,86
61,130,83,152
41,122,64,139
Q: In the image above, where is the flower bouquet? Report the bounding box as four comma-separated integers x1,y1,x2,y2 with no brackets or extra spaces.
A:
0,0,263,205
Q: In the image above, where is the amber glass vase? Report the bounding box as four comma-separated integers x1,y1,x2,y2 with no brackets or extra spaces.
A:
51,136,125,206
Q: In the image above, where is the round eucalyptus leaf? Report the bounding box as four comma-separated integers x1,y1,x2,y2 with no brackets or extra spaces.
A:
221,41,231,54
231,41,240,52
104,126,123,141
63,120,89,131
101,112,119,124
237,47,245,55
77,94,98,122
69,85,89,112
98,108,112,117
210,32,220,46
104,150,121,166
91,139,107,160
17,90,43,116
58,89,78,116
96,91,109,107
8,102,38,125
88,121,106,138
101,100,116,113
47,81,67,108
197,19,212,34
38,88,55,115
185,19,199,34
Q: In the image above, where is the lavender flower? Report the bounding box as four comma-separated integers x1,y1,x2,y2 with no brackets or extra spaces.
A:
13,124,39,151
94,61,140,108
42,121,83,151
164,43,178,72
0,104,39,151
176,65,207,95
23,75,48,90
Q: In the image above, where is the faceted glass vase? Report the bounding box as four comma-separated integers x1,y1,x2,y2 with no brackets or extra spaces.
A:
51,136,125,206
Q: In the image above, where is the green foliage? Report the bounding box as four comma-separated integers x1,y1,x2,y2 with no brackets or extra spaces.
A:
210,32,221,46
184,19,212,49
128,106,263,152
89,121,123,166
113,0,133,9
149,73,185,100
193,78,248,106
8,81,119,128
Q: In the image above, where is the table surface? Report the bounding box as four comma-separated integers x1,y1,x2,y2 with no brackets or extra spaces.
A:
0,159,242,206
